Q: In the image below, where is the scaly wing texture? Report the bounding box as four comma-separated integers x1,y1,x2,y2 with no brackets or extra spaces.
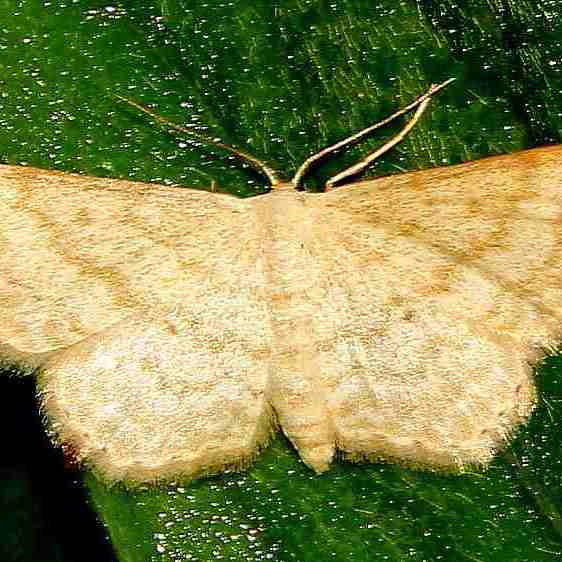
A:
4,146,561,483
0,164,255,352
1,165,276,481
284,145,562,471
39,310,275,482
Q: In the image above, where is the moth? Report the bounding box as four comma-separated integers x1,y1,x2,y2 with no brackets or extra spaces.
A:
1,79,560,484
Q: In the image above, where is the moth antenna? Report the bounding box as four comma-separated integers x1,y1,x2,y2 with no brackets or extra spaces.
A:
290,77,456,190
115,95,283,188
325,97,431,190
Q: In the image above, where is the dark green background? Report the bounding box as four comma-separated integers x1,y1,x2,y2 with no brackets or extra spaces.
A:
1,1,562,560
